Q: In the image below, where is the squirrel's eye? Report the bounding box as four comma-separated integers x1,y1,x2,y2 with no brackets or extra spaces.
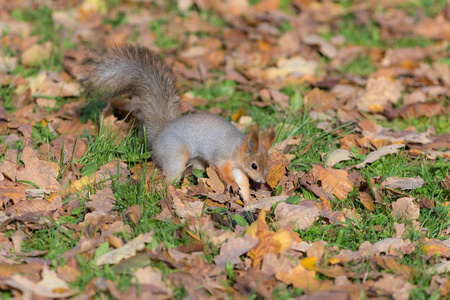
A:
251,163,258,170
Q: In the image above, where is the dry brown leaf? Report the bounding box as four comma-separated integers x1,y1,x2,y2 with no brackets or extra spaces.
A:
108,234,124,248
357,77,403,112
95,232,153,265
261,253,297,276
306,242,326,263
274,202,320,230
356,144,405,169
423,239,450,257
247,210,299,268
393,222,406,238
206,167,225,193
443,175,450,190
86,187,115,214
400,102,443,119
50,135,88,165
11,230,25,253
373,273,414,300
305,88,338,112
276,263,332,292
5,199,51,216
391,197,420,222
358,192,375,211
61,235,107,259
96,160,131,186
134,266,173,297
243,195,288,211
381,176,425,190
0,181,26,204
56,264,81,283
263,56,317,81
0,263,43,278
170,186,204,218
303,34,338,59
21,42,53,66
5,266,74,298
214,235,259,269
309,164,354,200
0,147,60,190
33,71,80,97
182,92,209,107
373,238,411,255
267,149,288,188
325,149,356,167
125,205,142,225
374,256,414,279
55,118,95,136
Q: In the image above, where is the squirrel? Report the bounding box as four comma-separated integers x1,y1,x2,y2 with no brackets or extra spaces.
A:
78,44,276,203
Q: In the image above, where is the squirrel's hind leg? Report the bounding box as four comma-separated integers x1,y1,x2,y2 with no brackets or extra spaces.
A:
156,146,190,184
189,158,208,171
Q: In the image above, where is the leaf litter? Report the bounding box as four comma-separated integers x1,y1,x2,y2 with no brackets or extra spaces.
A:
0,0,449,299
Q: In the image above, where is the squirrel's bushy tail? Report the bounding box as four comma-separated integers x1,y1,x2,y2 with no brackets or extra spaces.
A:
78,44,181,144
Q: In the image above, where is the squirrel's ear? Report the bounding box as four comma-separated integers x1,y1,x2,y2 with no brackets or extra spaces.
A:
244,127,259,154
260,128,276,149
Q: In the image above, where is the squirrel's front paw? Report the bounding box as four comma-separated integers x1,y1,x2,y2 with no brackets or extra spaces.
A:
239,190,250,205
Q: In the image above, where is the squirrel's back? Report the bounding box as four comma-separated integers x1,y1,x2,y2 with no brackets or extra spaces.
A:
78,45,181,143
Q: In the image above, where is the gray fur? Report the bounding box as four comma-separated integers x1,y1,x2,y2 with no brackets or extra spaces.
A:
154,113,246,180
79,45,180,144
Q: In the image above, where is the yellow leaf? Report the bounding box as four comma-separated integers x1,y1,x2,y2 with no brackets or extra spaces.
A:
328,257,340,265
246,209,266,238
185,229,201,242
81,0,107,13
273,229,294,252
301,257,317,270
65,175,97,195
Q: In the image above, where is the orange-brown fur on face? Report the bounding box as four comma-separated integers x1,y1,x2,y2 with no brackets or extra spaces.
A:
235,127,276,184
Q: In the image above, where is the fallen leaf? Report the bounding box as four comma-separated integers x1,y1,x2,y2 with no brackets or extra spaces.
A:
134,266,172,297
267,149,288,189
309,164,354,200
243,195,288,211
0,263,43,278
5,199,51,216
247,210,298,267
214,235,259,269
261,252,297,276
21,42,53,66
5,266,74,298
263,56,317,81
391,197,420,222
206,167,225,193
381,176,425,190
303,34,338,59
356,144,405,168
373,273,414,300
125,205,142,225
85,187,116,214
274,202,320,229
276,263,332,292
358,192,375,211
0,181,26,204
95,232,153,265
326,149,356,167
357,77,403,112
0,147,60,190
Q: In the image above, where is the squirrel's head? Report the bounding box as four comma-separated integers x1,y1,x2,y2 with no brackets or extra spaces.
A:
239,127,276,183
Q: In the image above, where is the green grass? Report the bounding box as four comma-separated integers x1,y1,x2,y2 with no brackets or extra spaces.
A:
339,54,377,77
379,114,450,135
